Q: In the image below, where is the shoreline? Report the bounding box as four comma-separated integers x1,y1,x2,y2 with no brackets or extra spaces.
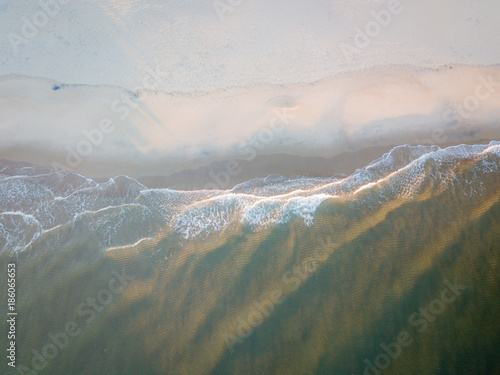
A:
1,64,500,187
118,138,500,190
135,138,498,190
2,138,497,190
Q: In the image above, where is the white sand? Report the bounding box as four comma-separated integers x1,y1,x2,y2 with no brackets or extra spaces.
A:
1,0,499,91
0,0,499,179
0,65,499,179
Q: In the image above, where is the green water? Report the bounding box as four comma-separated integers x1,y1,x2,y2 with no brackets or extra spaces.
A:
1,148,499,375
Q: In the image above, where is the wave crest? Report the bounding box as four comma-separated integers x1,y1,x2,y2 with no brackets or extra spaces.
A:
1,142,498,251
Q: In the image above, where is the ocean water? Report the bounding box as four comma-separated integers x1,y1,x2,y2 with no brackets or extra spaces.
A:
0,142,499,374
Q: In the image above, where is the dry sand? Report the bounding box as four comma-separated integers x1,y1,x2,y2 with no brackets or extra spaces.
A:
1,64,499,186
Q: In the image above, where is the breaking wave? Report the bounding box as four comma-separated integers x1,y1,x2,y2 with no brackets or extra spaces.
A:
1,142,498,252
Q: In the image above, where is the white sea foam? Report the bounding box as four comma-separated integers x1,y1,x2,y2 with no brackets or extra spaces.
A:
2,142,497,251
1,1,499,250
0,211,42,252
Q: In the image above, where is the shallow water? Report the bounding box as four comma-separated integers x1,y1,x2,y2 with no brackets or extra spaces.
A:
0,142,499,374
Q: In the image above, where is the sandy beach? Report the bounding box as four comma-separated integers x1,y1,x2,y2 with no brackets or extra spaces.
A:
1,0,500,185
1,1,500,374
1,64,499,187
